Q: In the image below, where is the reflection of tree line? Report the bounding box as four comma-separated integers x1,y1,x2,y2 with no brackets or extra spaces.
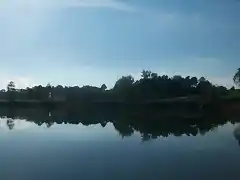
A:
1,106,240,141
234,125,240,146
6,119,15,130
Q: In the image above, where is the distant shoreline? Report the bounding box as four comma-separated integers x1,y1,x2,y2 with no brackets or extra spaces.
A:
0,96,239,107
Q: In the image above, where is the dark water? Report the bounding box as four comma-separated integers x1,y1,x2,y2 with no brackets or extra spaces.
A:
0,107,240,180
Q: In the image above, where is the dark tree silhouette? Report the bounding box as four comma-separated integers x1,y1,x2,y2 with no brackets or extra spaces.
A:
199,77,206,82
141,70,152,79
150,72,158,79
7,81,16,101
101,84,107,91
233,68,240,87
114,75,135,89
7,81,15,92
0,70,236,105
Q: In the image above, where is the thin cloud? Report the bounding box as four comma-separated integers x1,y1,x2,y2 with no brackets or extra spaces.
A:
0,0,134,11
68,0,134,11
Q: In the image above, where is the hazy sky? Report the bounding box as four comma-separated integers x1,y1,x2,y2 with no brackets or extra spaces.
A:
0,0,239,89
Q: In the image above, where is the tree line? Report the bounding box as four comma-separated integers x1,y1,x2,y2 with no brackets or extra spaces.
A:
0,68,239,103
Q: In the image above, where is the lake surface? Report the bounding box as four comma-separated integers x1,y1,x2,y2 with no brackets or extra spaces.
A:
0,108,240,180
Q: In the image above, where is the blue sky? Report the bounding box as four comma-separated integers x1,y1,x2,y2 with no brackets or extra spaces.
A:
0,0,239,89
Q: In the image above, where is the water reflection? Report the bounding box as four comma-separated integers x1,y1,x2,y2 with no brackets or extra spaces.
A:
0,107,239,180
6,118,14,130
0,106,239,141
234,125,240,146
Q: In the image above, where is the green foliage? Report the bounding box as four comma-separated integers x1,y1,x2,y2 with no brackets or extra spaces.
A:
230,86,235,91
225,90,240,99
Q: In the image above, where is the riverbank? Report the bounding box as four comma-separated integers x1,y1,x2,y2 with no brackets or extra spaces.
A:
0,96,239,108
0,96,239,104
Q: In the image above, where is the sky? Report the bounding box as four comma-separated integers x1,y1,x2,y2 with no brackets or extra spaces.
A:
0,0,239,89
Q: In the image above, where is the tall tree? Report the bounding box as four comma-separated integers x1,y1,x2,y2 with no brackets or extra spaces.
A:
190,77,198,87
233,68,240,87
199,77,206,82
114,75,134,90
7,81,16,101
101,84,107,91
141,70,152,79
7,81,15,92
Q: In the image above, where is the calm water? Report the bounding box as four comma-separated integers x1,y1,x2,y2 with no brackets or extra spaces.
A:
0,108,240,180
